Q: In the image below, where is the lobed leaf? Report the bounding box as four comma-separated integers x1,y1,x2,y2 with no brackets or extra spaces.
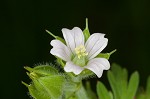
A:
111,64,128,99
97,81,111,99
146,76,150,99
127,71,139,99
107,71,121,99
75,83,89,99
146,76,150,94
86,81,97,99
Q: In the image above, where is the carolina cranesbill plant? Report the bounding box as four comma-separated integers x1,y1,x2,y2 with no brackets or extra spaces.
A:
22,19,116,99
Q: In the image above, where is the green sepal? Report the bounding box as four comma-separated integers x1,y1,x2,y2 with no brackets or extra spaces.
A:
24,65,58,76
96,49,117,59
23,75,65,99
83,18,90,42
96,81,112,99
46,30,65,44
72,56,86,67
23,65,65,99
38,75,65,99
22,81,51,99
56,56,65,67
76,69,95,80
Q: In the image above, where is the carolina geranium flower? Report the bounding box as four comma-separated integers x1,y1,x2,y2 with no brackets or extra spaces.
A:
50,27,110,78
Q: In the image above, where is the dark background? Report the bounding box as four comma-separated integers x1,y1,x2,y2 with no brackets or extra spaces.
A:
1,0,150,99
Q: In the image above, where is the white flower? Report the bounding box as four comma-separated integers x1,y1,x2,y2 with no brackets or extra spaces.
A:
50,27,110,78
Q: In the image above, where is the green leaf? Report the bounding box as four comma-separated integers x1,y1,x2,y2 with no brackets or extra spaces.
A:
107,71,121,99
111,64,128,99
127,71,139,99
86,81,97,99
97,81,111,99
83,18,90,42
46,30,65,44
96,49,117,59
75,83,89,99
107,63,128,99
64,82,78,99
146,76,150,94
146,76,150,98
108,91,113,99
137,94,146,99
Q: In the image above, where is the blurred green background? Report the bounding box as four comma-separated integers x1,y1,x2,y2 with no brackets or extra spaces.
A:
1,0,150,98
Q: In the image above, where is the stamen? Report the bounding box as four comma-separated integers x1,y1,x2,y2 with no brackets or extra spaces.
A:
75,45,88,59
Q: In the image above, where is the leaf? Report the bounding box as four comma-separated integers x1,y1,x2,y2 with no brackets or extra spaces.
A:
97,81,111,99
111,64,128,99
146,76,150,94
83,18,90,42
127,71,139,99
146,76,150,98
75,83,89,99
107,71,121,99
86,81,97,99
64,82,78,99
96,49,117,59
136,76,150,99
108,91,114,99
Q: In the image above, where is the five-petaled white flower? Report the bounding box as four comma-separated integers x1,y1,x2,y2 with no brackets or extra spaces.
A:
50,27,110,78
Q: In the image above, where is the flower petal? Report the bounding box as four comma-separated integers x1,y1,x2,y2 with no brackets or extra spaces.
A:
62,27,84,54
85,33,108,60
64,61,84,75
84,58,110,78
50,40,71,61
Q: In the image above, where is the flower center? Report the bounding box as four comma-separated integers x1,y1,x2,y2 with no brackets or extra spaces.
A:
72,45,88,67
75,45,88,59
